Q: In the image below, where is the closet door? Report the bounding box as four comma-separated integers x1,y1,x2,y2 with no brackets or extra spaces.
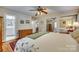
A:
0,17,3,52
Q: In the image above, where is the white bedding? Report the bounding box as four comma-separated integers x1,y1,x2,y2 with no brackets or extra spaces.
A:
34,32,78,52
14,32,78,52
14,37,35,52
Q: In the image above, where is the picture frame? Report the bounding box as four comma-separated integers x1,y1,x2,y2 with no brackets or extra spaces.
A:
20,20,24,24
26,20,30,24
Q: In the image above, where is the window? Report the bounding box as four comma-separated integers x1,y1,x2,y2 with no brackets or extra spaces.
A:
59,15,77,28
5,15,16,41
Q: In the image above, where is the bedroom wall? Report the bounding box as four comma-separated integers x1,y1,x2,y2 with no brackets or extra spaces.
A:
2,7,76,34
77,14,79,22
1,7,78,40
60,11,79,24
59,11,78,20
0,7,79,32
0,7,32,30
57,11,79,32
35,13,60,32
37,11,79,32
0,7,60,39
0,7,33,41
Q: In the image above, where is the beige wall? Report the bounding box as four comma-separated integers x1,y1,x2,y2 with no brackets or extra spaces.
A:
0,7,33,40
0,7,32,30
37,11,79,32
35,14,60,32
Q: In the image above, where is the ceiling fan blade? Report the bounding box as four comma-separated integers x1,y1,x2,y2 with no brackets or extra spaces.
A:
35,13,38,16
29,10,37,11
41,10,48,14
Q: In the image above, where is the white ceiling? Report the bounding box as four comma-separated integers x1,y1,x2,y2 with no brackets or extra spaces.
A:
2,6,79,16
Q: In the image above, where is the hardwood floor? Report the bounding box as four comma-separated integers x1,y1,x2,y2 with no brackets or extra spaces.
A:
2,39,17,52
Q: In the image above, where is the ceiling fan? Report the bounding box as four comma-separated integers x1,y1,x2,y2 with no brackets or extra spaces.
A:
29,6,48,16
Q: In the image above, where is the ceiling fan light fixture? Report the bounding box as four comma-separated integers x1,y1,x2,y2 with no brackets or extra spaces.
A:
37,11,40,15
29,6,48,16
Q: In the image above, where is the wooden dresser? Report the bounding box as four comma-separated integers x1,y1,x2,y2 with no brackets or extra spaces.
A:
18,29,32,39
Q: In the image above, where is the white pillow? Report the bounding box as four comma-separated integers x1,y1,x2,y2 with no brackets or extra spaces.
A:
71,29,79,39
75,37,79,43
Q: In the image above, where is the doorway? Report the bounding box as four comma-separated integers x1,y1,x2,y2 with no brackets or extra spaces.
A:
47,24,53,32
47,19,54,32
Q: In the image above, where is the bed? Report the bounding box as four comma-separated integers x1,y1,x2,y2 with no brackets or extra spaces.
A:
14,32,78,52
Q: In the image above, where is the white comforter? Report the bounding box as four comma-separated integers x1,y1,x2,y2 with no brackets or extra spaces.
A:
14,37,35,52
34,32,78,52
14,32,78,52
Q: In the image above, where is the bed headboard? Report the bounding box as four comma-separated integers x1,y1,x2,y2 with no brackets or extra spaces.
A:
18,29,32,39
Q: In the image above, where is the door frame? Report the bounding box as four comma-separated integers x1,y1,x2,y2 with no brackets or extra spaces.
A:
0,16,4,52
